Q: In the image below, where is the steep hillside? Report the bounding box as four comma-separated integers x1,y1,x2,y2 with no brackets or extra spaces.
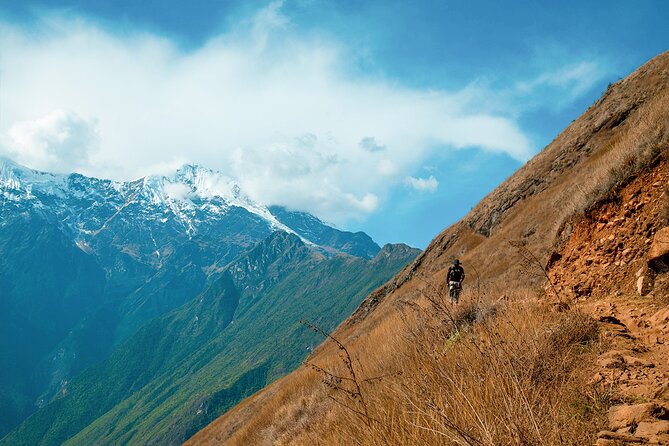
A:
0,217,106,435
1,232,418,446
187,50,669,445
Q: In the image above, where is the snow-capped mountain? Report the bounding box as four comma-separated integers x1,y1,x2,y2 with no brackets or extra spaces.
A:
0,156,381,434
117,164,299,238
1,159,290,242
0,157,379,258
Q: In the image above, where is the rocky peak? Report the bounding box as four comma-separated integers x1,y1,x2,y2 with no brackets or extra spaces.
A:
268,205,382,259
227,231,312,289
0,157,387,260
0,157,68,195
372,243,421,263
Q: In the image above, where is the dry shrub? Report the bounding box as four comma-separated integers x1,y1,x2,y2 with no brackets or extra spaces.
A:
309,285,604,446
395,298,600,445
294,91,669,446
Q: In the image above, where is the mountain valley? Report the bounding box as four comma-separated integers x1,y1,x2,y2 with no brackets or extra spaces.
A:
0,160,418,444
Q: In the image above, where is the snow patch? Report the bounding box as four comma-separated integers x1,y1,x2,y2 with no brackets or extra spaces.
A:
0,158,317,245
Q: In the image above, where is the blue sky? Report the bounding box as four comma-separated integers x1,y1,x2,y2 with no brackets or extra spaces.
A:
0,1,667,248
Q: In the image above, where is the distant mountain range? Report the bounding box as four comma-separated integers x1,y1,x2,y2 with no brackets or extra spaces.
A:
0,157,419,443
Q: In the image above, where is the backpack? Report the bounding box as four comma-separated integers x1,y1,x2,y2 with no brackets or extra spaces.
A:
448,265,464,282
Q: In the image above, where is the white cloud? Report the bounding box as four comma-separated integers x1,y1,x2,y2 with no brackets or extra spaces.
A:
377,159,398,176
251,0,289,49
405,175,438,193
0,4,575,223
163,182,193,201
514,61,607,108
359,136,385,152
3,110,98,173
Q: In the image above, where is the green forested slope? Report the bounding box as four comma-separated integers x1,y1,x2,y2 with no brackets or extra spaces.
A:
1,232,418,446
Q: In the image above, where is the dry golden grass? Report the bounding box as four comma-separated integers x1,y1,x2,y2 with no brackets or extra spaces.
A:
190,289,608,446
559,87,669,225
289,286,604,446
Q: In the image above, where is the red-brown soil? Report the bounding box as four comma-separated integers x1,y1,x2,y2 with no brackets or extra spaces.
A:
549,163,669,445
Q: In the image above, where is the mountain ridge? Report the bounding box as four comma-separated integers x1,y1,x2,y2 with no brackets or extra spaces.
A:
0,157,376,253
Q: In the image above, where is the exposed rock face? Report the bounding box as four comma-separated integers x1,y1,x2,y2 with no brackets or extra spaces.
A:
650,307,669,335
648,227,669,272
635,420,669,437
549,163,668,300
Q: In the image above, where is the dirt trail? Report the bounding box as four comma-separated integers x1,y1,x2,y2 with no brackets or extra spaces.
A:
587,297,669,445
549,163,669,445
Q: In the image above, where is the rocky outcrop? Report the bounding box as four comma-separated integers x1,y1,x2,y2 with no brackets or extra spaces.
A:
596,403,669,445
549,164,668,300
551,163,669,445
648,227,669,272
608,403,669,430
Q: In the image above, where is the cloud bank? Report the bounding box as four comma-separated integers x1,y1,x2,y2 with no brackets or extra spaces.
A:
405,175,438,193
0,3,601,223
5,110,99,173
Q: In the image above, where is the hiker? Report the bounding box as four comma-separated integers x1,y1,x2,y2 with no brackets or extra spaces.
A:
447,259,465,303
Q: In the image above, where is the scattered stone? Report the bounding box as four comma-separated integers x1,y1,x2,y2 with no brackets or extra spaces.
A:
598,351,626,369
608,403,666,430
653,434,669,445
637,275,654,295
635,420,669,437
650,308,669,333
590,372,604,384
654,385,669,400
622,356,655,368
648,227,669,272
597,430,645,443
